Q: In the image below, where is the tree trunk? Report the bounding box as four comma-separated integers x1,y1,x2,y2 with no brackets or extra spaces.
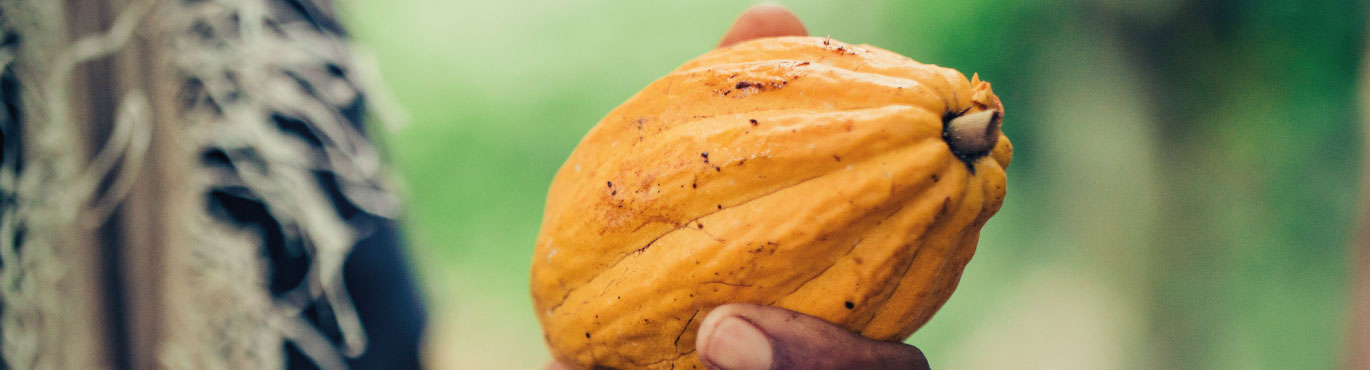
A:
3,1,421,369
1,0,188,369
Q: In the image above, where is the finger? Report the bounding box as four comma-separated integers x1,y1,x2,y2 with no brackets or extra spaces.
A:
696,303,931,370
717,4,809,48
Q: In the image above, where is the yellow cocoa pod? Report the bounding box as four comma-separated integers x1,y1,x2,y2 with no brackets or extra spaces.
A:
530,36,1010,370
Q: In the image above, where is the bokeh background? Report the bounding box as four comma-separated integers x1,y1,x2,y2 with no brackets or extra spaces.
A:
338,1,1366,369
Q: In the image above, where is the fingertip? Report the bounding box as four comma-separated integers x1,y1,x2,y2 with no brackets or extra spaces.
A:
717,4,809,48
697,304,772,370
701,316,774,370
743,3,801,20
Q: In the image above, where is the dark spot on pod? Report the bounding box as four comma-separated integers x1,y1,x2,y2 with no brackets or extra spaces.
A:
749,119,759,126
717,204,723,210
692,182,697,189
714,166,722,172
697,223,704,229
931,174,940,182
701,152,709,162
611,190,616,196
585,332,591,338
833,155,842,162
607,181,613,187
844,301,855,309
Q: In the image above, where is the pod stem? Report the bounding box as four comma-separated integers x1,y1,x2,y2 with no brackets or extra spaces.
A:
944,109,1002,159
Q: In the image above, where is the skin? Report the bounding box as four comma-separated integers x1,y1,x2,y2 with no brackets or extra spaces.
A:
546,5,933,370
715,4,809,48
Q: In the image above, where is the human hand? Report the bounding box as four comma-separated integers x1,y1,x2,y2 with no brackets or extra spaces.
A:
545,302,931,370
692,303,930,370
546,5,931,370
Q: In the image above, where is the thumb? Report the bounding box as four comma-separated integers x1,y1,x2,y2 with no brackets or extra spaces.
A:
695,303,931,370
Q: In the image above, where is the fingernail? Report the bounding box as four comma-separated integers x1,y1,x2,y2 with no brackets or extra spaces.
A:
703,317,773,370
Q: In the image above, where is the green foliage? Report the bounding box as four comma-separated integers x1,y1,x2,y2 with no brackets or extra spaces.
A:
342,1,1365,368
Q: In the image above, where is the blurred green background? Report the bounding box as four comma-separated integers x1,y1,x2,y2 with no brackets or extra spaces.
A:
339,1,1365,369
